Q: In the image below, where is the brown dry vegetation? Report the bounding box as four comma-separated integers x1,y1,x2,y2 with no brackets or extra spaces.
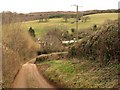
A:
69,20,120,64
2,17,39,87
2,46,21,87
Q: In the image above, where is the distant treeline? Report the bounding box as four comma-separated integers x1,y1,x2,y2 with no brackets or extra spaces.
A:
2,9,120,24
49,9,120,18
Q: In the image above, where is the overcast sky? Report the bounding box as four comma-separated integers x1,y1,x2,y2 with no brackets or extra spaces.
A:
0,0,119,13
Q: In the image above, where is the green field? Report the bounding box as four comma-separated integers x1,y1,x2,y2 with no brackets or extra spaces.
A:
22,13,118,37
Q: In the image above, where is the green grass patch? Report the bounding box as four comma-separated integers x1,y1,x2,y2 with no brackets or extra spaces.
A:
39,60,76,74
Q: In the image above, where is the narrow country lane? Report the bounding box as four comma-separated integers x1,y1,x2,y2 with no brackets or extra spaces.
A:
12,61,55,88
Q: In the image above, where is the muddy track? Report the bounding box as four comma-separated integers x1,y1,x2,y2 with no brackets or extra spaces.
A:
12,59,56,88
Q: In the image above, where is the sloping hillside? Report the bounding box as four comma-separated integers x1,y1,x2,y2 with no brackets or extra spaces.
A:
23,13,118,37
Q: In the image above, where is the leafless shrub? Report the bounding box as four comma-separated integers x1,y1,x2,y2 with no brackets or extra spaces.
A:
38,25,69,54
40,29,65,53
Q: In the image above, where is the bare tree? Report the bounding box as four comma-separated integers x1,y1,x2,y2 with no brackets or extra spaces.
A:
81,16,90,23
63,14,70,22
41,30,64,53
39,14,49,22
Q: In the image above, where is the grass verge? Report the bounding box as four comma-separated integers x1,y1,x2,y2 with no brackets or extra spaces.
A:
37,59,119,88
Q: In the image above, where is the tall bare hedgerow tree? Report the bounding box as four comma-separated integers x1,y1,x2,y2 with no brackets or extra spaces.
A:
2,12,39,88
